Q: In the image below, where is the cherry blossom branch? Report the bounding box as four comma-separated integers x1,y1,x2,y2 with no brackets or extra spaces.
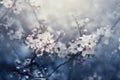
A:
97,16,120,44
11,52,48,79
0,0,17,20
72,15,88,37
47,52,82,78
47,57,72,78
72,15,82,36
26,0,44,30
111,17,120,30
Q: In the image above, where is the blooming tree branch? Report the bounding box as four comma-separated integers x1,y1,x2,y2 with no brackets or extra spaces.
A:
0,0,120,80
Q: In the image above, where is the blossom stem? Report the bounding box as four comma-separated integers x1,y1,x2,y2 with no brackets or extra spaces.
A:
47,54,79,78
72,15,82,36
111,17,120,30
26,0,43,30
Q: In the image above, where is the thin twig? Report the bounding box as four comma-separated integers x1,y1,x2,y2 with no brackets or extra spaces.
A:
111,17,120,30
25,0,43,30
97,16,120,44
47,58,72,78
72,15,81,36
47,54,79,78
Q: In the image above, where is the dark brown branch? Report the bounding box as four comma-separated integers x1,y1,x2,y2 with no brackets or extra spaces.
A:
47,58,72,78
30,52,37,63
47,53,80,78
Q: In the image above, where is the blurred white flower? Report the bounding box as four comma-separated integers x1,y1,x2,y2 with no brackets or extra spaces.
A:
96,26,112,38
84,18,90,23
29,0,42,7
118,46,120,50
41,78,46,80
0,0,13,8
1,0,26,14
12,7,21,14
84,73,102,80
118,38,120,42
0,34,4,40
12,0,26,14
7,30,23,40
83,29,88,33
14,31,23,40
104,27,112,38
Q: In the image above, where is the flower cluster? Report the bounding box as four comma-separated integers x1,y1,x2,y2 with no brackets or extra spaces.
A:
67,34,97,56
7,30,23,40
0,0,43,14
96,26,112,38
25,28,55,56
12,0,25,14
0,0,13,8
25,27,103,57
0,0,25,14
15,58,47,80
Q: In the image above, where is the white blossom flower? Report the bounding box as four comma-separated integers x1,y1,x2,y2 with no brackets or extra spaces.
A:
29,0,42,7
96,26,112,38
25,26,107,57
84,18,90,23
25,29,55,56
84,73,102,80
14,31,23,40
12,0,26,14
0,0,25,14
12,7,21,14
53,42,67,58
7,30,23,40
44,43,55,54
67,34,97,56
0,0,13,8
80,35,97,49
104,27,112,38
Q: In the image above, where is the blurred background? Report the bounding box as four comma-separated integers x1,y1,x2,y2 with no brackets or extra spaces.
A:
0,0,120,80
